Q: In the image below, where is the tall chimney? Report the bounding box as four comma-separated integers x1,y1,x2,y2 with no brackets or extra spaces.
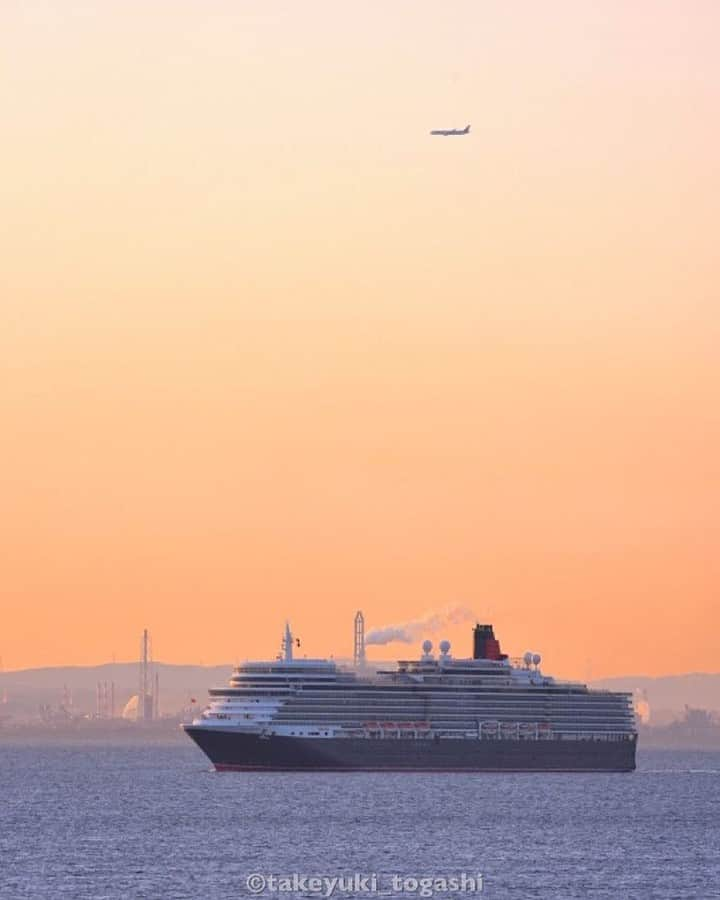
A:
139,629,153,720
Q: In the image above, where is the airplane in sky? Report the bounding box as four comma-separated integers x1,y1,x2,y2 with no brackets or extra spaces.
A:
430,125,470,136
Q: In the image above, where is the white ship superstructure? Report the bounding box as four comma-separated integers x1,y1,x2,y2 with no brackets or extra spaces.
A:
190,622,636,745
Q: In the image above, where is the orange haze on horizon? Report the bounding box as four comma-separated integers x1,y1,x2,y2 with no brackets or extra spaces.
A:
2,2,719,678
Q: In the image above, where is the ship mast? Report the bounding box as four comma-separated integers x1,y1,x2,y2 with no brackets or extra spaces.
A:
283,622,293,662
354,611,366,667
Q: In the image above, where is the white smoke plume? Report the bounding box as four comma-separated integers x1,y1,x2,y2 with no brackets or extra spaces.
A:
365,606,477,646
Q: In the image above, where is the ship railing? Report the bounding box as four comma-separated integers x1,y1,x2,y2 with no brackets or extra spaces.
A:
476,721,550,741
342,721,435,739
553,730,636,742
339,721,636,742
475,722,635,742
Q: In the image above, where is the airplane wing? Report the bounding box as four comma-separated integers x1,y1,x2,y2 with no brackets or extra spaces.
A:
430,126,470,136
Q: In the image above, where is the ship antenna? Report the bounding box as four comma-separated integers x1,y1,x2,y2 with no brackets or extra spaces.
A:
284,622,293,662
354,611,366,668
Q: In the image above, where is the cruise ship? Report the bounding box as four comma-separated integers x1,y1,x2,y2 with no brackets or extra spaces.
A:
183,618,637,772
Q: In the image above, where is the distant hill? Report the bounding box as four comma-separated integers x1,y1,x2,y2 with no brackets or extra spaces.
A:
2,664,719,723
590,673,720,723
0,663,233,719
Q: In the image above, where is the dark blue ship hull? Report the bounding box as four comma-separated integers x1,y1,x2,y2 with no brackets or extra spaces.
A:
184,727,637,772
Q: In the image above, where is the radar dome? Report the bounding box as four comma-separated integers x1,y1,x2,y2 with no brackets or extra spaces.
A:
439,639,451,655
532,653,541,667
523,651,533,667
422,639,433,654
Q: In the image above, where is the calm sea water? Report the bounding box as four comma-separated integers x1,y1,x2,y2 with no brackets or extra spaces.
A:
1,742,717,900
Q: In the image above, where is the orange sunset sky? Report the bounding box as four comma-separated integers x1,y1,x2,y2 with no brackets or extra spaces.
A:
2,2,718,676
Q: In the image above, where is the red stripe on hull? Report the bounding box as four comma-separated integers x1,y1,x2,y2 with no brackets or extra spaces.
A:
213,764,634,774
